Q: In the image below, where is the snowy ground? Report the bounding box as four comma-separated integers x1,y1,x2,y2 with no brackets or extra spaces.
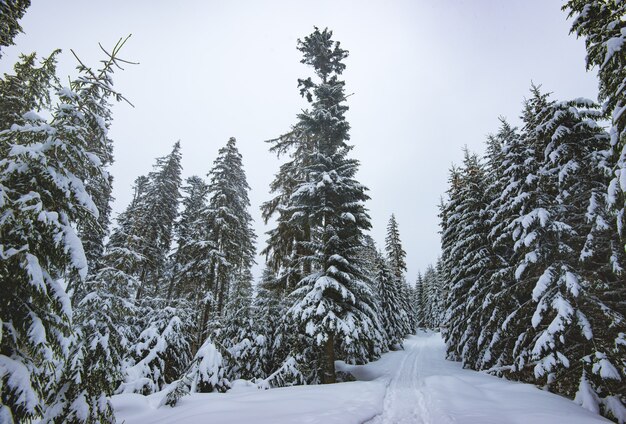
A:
112,331,609,423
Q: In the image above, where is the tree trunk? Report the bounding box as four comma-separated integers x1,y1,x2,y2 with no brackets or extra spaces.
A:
322,333,336,384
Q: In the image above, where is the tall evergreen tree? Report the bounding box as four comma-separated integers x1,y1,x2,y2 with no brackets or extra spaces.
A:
442,150,493,366
69,43,131,277
204,137,256,318
473,119,521,371
385,214,407,280
168,175,210,302
0,44,124,422
374,252,406,349
508,96,626,420
41,38,134,424
564,0,626,246
134,141,182,299
263,27,382,383
0,0,30,57
107,144,188,396
385,214,414,332
413,272,424,328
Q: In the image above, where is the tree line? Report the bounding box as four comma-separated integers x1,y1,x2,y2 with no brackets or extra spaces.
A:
438,1,626,422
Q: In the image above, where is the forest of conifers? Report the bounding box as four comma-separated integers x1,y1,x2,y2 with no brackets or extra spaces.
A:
0,1,625,423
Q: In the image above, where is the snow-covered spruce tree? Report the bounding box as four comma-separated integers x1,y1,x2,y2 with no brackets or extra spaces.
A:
506,97,626,420
217,269,265,382
134,141,182,299
0,50,58,134
43,249,137,424
472,86,553,379
473,119,522,371
0,53,114,422
413,272,424,329
385,214,413,334
119,297,193,395
203,137,256,318
385,214,407,280
103,149,190,396
171,136,258,359
438,167,462,350
441,150,494,367
420,264,442,330
116,143,190,395
163,337,229,407
374,252,406,349
167,175,209,302
106,175,149,280
263,27,382,383
69,43,131,277
355,235,388,351
564,0,626,247
40,39,135,424
166,175,212,357
0,0,30,57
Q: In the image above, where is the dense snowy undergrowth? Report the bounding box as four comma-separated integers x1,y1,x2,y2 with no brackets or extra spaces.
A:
112,331,609,423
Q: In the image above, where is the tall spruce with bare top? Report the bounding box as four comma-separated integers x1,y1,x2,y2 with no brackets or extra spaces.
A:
263,27,382,383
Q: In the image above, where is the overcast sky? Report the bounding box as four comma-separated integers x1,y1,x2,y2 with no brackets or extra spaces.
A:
1,0,600,283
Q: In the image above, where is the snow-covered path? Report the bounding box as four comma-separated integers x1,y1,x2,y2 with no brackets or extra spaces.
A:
113,331,609,423
344,331,608,424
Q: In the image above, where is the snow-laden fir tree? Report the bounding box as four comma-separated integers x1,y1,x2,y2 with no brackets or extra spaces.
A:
175,136,257,356
385,214,407,280
252,268,284,378
413,272,424,328
263,27,382,383
474,86,553,377
165,137,257,396
0,0,30,57
106,175,149,280
564,0,626,247
167,175,210,302
119,297,193,395
133,141,182,299
217,269,266,382
167,176,211,356
69,43,129,278
106,145,190,396
40,38,134,424
373,252,407,349
441,150,494,366
384,214,414,333
163,337,229,407
507,96,626,420
439,167,462,346
0,50,58,133
472,119,521,371
0,47,120,422
420,264,443,330
203,137,256,318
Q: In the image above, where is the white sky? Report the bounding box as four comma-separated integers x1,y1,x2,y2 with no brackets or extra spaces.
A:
1,0,599,283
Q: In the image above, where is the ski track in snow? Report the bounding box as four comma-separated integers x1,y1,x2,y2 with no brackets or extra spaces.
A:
357,331,608,424
365,337,439,424
113,331,609,424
